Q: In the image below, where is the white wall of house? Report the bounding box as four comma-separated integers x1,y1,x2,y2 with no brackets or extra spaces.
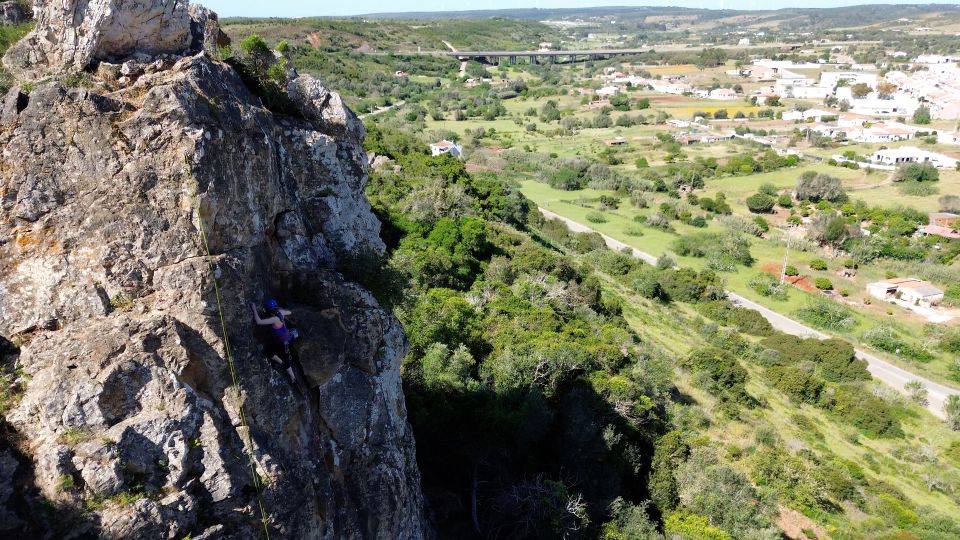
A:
901,290,945,307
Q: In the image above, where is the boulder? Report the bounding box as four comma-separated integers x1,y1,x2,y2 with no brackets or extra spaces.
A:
2,0,219,79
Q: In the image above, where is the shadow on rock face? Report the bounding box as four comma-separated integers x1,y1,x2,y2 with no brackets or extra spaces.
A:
0,418,103,538
271,270,397,389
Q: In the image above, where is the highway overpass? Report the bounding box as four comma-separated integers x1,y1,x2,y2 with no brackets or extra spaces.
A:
385,41,877,64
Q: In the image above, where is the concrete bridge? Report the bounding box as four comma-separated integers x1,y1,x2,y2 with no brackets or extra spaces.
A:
389,42,814,65
382,39,893,65
432,49,659,65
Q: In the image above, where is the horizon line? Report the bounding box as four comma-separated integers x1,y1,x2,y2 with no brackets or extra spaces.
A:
216,2,960,20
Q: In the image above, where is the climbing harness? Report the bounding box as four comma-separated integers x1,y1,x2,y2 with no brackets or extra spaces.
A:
196,213,273,540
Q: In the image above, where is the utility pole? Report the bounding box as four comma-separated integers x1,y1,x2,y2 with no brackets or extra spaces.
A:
780,233,792,285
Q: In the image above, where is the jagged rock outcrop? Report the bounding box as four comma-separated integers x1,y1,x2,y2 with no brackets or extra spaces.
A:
0,2,426,539
0,1,29,25
4,0,229,79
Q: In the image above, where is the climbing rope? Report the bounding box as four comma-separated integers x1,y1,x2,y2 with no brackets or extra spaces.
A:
196,210,273,540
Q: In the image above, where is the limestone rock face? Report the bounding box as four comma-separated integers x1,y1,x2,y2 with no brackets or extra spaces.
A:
4,0,200,79
0,3,426,539
0,1,29,25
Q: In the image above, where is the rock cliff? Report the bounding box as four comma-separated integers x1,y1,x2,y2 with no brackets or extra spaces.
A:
0,1,28,25
0,2,427,538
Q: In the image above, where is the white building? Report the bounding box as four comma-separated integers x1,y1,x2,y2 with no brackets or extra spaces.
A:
651,81,691,95
848,122,917,143
430,140,463,158
775,70,816,95
867,278,944,307
938,132,960,145
871,147,958,169
846,96,920,117
709,88,738,101
783,109,837,122
820,71,878,89
916,54,952,64
596,86,620,97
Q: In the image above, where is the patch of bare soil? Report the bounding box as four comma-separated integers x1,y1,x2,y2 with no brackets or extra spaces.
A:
777,506,831,540
760,262,817,292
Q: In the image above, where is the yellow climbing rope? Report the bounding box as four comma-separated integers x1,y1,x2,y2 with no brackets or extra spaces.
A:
196,211,273,540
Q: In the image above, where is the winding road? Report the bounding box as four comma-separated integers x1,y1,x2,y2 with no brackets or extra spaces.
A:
539,208,960,420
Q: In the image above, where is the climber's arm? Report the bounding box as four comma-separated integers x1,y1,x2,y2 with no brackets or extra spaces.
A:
250,303,280,326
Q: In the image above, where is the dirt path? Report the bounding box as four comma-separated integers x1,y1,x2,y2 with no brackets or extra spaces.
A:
358,100,405,120
538,207,960,420
443,40,468,78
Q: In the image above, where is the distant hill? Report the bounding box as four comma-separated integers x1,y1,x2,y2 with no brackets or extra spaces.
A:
224,4,960,36
360,4,960,23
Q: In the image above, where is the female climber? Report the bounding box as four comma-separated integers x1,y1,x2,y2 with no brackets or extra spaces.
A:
250,299,299,384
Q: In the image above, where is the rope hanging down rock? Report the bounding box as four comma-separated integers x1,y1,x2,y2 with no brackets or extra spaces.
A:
196,207,273,540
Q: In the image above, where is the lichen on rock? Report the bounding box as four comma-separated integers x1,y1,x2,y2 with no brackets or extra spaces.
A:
0,2,427,538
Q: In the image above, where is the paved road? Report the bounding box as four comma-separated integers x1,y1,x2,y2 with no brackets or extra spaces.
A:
539,208,959,420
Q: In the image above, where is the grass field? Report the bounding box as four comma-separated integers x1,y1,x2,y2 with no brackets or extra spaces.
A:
520,178,960,385
602,275,960,538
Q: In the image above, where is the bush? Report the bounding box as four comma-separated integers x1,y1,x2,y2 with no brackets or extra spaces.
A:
898,181,939,196
794,297,856,332
796,171,845,202
777,193,793,208
761,335,868,382
824,386,903,438
697,300,774,336
229,35,299,115
647,213,674,231
749,273,788,301
946,395,960,431
671,232,753,267
599,195,621,210
683,348,752,406
940,195,960,214
586,211,608,224
864,325,935,362
746,193,776,214
895,162,939,183
660,268,724,303
753,216,769,233
810,259,828,271
784,265,799,277
664,511,732,540
630,191,650,208
758,183,779,196
688,215,708,228
940,330,960,354
815,278,833,291
767,366,824,403
808,212,856,248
